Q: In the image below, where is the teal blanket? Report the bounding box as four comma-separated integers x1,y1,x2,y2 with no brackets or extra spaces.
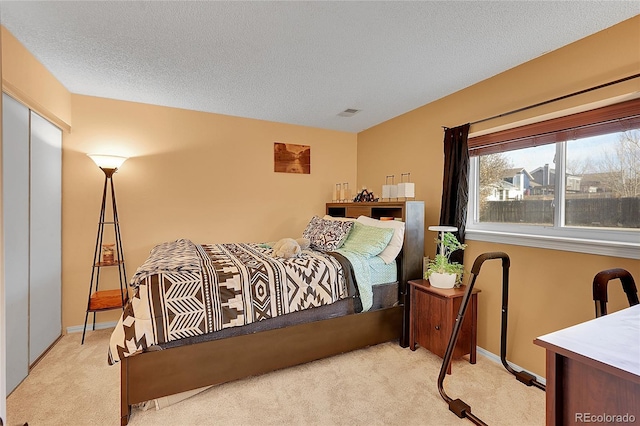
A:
335,249,374,311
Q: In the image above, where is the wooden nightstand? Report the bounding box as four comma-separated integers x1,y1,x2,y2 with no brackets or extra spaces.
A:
408,279,480,374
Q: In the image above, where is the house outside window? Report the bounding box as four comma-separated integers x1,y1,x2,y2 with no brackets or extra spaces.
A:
466,98,640,259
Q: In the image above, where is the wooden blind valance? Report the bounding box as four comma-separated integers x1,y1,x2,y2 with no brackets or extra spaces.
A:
468,98,640,157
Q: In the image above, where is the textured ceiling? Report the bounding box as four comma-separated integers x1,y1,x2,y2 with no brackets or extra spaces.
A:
1,1,638,133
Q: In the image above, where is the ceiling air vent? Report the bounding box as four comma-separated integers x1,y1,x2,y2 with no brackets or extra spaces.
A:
337,108,360,117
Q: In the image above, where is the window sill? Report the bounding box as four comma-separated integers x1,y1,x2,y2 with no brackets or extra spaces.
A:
465,228,639,260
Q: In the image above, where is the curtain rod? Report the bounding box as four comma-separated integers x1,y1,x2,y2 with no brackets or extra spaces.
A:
442,72,640,130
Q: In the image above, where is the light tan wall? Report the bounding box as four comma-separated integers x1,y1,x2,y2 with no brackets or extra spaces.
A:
465,242,639,378
0,23,6,424
0,23,357,333
3,15,639,377
1,27,71,129
357,16,640,377
63,95,357,328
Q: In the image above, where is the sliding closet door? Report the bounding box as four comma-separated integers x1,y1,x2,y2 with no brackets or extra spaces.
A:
2,94,30,392
29,111,62,364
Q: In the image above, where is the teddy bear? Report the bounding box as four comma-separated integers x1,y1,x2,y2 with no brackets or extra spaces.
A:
271,237,311,259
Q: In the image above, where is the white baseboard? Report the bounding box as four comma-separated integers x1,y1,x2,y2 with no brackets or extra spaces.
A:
477,346,546,386
66,321,118,334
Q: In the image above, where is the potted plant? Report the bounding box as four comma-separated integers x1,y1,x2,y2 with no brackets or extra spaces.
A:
424,232,467,289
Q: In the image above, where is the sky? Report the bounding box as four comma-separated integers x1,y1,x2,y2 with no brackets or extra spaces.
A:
503,133,627,174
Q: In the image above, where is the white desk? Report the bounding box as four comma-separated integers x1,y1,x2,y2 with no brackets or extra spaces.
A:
535,305,640,425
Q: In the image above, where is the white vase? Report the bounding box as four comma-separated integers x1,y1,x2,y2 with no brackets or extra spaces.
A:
429,272,457,289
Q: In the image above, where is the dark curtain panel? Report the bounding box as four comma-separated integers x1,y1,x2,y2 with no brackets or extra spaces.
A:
438,123,470,264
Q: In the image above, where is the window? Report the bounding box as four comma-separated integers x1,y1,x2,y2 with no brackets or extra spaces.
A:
466,98,640,259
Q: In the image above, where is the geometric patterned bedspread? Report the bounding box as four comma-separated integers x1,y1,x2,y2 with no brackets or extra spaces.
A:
108,240,347,364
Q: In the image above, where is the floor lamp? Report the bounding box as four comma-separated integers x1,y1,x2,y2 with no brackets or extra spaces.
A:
82,154,129,344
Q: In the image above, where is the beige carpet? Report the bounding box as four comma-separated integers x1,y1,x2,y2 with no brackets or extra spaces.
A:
7,328,544,426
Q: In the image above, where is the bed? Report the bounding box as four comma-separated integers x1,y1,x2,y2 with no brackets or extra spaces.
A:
113,201,424,425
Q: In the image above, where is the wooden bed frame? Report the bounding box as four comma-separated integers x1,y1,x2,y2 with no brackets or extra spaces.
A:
120,201,424,425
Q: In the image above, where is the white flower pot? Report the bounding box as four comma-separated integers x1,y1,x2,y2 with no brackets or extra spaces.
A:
429,272,457,289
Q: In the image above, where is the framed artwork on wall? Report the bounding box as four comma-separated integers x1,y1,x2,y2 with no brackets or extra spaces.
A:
274,142,310,174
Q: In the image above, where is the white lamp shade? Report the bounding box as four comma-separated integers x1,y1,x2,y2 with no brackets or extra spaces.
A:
382,184,398,199
397,182,415,198
88,154,128,170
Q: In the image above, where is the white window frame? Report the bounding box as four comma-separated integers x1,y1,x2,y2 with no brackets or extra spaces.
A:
466,141,640,260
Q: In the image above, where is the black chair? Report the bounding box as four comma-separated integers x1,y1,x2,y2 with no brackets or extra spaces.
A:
592,268,639,317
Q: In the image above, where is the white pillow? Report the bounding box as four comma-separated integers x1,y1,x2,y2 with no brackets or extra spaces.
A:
356,216,405,264
323,215,357,222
